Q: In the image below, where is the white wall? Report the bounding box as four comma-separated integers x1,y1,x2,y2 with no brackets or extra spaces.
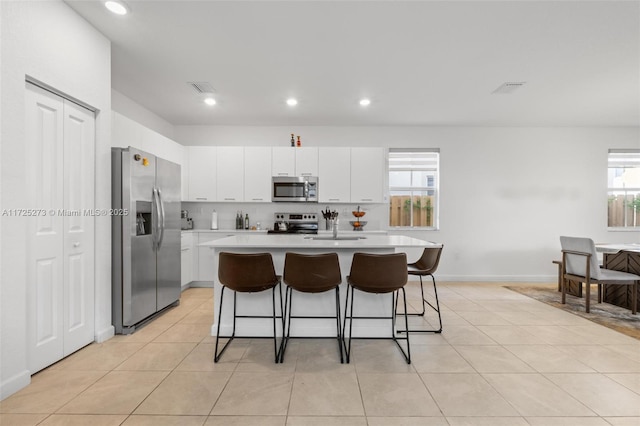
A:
1,1,111,399
112,89,176,141
175,125,640,281
112,111,184,165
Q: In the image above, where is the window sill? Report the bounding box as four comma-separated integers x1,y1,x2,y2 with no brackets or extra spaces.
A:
607,227,640,232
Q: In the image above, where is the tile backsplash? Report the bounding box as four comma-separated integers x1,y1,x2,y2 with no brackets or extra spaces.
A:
181,202,386,232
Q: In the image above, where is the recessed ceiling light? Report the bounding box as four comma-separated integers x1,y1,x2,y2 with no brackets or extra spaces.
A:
204,97,216,106
359,99,371,106
105,0,128,15
286,98,298,106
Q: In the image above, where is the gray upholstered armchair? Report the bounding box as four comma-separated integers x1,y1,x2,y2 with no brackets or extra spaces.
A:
560,236,638,314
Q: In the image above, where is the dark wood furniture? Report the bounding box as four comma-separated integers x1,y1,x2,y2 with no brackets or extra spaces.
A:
602,250,640,311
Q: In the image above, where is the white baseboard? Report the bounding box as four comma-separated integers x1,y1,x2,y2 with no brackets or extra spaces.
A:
95,325,115,343
434,275,555,283
0,369,30,401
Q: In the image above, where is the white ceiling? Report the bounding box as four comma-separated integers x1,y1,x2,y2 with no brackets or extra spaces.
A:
65,0,639,127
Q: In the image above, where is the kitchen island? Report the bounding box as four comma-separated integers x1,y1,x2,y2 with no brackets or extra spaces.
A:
200,234,441,338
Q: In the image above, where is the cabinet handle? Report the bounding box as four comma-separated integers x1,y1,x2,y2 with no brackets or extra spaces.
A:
224,198,235,201
277,173,289,176
360,198,373,201
181,247,189,251
329,198,340,201
195,197,207,200
301,173,312,176
252,198,263,201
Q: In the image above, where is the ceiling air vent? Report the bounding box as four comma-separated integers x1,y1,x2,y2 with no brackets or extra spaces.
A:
492,82,526,94
188,81,215,94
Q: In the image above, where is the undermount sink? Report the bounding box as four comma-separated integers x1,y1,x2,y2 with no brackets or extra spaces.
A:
307,236,366,241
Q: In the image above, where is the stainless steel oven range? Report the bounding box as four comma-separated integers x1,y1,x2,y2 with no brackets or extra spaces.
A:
267,212,319,234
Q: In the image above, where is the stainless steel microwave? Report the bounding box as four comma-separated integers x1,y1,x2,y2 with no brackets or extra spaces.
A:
272,176,318,202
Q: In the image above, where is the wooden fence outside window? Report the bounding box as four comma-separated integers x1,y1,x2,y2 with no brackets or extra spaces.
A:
389,195,434,227
608,194,640,227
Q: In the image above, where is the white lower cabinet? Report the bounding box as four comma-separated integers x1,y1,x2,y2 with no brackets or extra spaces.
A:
180,232,194,289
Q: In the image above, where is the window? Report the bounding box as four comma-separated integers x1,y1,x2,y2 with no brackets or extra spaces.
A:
388,149,439,228
608,149,640,228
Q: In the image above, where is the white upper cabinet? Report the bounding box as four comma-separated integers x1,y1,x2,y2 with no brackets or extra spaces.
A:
244,147,272,202
318,147,350,202
272,147,318,176
217,146,244,202
272,147,295,176
295,147,318,176
351,147,385,203
186,147,217,201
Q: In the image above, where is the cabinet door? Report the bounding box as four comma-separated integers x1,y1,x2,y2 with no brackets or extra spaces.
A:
181,247,193,288
180,232,193,287
272,147,295,176
295,147,318,176
351,148,384,203
244,147,272,202
318,147,351,202
217,146,244,201
187,147,217,201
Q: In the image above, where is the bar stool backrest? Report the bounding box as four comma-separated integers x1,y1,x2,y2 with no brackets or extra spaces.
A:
218,252,279,292
411,246,443,274
348,252,408,293
284,252,342,293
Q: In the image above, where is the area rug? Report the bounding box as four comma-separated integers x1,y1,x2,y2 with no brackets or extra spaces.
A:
505,284,640,340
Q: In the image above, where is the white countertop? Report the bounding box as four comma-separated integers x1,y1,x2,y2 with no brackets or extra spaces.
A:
199,234,440,249
183,229,387,235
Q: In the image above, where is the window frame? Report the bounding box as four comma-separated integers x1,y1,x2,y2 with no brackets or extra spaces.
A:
387,148,440,230
607,149,640,230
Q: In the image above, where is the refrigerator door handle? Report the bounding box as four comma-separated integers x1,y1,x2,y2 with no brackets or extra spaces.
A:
152,187,161,250
157,188,166,249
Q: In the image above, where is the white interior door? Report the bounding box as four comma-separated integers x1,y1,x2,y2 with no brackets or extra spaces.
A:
25,82,96,373
26,84,65,372
62,99,95,355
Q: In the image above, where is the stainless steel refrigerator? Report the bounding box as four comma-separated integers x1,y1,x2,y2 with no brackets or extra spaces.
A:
112,147,181,334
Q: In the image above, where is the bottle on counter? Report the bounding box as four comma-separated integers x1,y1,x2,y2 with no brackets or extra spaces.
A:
290,133,295,147
244,213,249,230
296,135,301,147
236,211,242,229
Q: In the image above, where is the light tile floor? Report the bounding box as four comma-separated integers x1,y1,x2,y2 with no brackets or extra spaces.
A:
2,282,640,426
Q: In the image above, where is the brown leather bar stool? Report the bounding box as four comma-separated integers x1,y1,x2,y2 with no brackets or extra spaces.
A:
215,252,283,363
405,245,443,333
343,252,411,364
280,252,343,363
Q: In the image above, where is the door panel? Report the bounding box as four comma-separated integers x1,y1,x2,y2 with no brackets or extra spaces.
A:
35,258,61,345
156,158,181,310
123,148,157,326
26,83,65,373
63,99,95,354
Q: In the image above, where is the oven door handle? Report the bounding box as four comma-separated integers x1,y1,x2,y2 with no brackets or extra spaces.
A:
303,180,309,201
